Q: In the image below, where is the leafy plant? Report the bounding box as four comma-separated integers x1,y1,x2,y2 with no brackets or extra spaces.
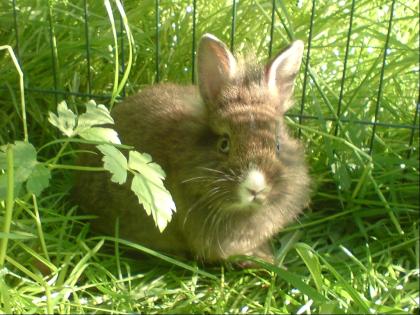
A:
0,141,51,199
0,0,418,313
0,98,175,243
48,100,176,232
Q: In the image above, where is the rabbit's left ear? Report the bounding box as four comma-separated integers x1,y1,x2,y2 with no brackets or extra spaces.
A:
198,34,237,105
265,40,304,112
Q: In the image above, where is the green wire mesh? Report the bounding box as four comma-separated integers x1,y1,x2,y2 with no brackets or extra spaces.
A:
2,0,419,156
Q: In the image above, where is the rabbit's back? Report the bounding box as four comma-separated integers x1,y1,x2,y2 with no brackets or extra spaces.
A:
113,84,204,167
73,84,204,256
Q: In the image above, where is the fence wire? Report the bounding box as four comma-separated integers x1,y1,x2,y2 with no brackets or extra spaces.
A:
3,0,419,157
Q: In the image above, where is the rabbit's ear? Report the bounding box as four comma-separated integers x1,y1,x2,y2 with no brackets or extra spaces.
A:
265,40,304,112
198,34,237,104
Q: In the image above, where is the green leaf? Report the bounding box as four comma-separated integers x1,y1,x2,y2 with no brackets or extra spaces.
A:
48,100,77,137
49,100,120,143
316,253,370,313
271,267,327,303
0,231,36,240
148,182,175,230
336,158,351,191
295,242,324,292
0,174,23,201
75,100,114,133
26,164,52,196
128,151,166,186
244,257,328,303
130,151,152,163
15,141,37,166
131,173,154,216
79,127,121,144
96,144,127,184
0,141,37,171
128,150,175,232
276,230,302,264
131,173,175,232
14,166,34,186
319,301,345,314
0,142,39,200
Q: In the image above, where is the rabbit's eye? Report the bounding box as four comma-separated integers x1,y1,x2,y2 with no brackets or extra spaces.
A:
218,135,230,154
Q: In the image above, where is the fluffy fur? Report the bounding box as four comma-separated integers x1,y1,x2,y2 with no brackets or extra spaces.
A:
74,34,311,263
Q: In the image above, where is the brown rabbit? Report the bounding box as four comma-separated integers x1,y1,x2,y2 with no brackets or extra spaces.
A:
74,34,310,263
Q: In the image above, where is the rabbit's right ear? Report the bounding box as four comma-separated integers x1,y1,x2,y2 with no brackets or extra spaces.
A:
265,40,304,113
198,34,237,104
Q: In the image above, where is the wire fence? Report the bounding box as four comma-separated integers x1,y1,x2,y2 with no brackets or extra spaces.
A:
2,0,419,157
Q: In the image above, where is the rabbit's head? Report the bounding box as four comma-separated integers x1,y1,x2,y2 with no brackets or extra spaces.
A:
178,34,310,259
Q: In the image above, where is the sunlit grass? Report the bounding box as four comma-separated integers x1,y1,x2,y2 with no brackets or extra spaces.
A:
0,0,418,313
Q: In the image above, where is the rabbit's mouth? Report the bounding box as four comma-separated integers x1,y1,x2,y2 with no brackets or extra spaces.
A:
228,168,272,210
225,197,267,212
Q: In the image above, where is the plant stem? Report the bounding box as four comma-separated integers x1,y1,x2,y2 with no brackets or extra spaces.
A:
0,277,11,313
47,164,105,172
115,0,134,100
0,144,15,267
104,0,119,109
0,45,27,142
32,194,50,261
49,140,69,165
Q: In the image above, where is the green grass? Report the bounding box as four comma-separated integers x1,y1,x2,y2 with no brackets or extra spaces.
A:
0,0,419,313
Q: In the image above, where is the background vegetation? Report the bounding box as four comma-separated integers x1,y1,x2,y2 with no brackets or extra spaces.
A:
0,0,418,313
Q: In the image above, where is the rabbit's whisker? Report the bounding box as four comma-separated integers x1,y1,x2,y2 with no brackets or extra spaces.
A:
214,216,225,258
228,168,237,178
183,193,210,228
215,200,231,258
183,184,222,227
181,176,211,183
205,190,231,256
198,188,230,252
212,177,233,184
181,174,220,184
200,193,224,234
197,166,228,176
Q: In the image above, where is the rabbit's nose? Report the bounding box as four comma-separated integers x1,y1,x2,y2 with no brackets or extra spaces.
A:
246,187,263,197
246,187,267,205
244,169,266,192
239,169,268,205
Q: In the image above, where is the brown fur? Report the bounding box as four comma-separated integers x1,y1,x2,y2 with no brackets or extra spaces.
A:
73,35,311,263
